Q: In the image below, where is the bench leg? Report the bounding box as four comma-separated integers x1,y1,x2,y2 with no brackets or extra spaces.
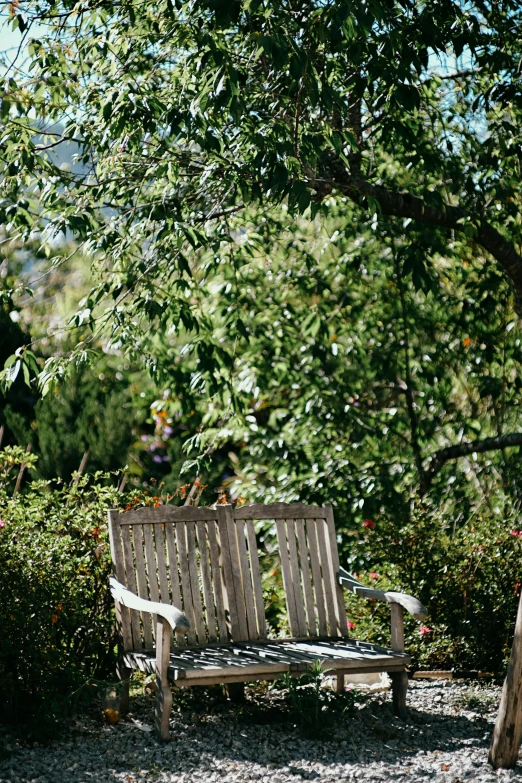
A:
155,617,173,741
336,673,345,693
391,671,408,718
117,661,132,716
225,683,245,703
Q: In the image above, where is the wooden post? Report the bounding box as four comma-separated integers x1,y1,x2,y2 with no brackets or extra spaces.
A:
13,443,31,496
72,449,90,485
489,589,522,769
0,424,4,449
154,616,173,741
390,602,408,718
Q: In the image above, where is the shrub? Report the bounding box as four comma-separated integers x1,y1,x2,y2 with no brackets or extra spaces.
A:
0,452,128,735
339,500,522,672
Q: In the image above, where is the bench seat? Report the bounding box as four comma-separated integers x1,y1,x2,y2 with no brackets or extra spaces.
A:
125,637,410,685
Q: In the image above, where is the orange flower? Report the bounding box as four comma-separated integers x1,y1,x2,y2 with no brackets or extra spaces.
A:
463,337,471,346
52,614,59,624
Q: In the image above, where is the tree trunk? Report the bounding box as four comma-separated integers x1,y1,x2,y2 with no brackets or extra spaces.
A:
489,589,522,769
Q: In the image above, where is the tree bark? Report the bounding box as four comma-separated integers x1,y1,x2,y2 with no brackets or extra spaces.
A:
316,162,522,311
489,588,522,769
421,432,522,494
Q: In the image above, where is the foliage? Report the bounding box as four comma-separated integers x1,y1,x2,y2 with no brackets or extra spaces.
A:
1,0,522,388
0,448,123,735
273,662,362,739
341,500,522,672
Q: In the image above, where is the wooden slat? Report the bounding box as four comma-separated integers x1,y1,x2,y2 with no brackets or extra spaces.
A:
153,525,170,604
295,520,317,637
235,520,258,639
316,518,338,636
165,523,186,647
285,520,308,637
207,520,229,642
306,519,328,637
225,507,249,640
245,519,267,639
120,524,143,649
325,505,347,636
196,520,218,642
133,525,154,648
275,519,300,636
217,505,248,640
108,512,133,651
143,524,160,602
233,502,327,520
117,505,220,525
185,521,207,644
175,521,197,645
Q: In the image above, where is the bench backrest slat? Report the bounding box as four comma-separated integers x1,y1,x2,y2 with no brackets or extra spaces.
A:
109,502,348,651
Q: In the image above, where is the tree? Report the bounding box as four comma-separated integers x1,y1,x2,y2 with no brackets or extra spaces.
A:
1,0,522,396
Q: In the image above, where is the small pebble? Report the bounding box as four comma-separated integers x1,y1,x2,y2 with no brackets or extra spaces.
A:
0,681,515,783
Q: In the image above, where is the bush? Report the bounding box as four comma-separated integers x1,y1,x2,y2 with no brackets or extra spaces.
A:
338,500,521,672
0,453,127,735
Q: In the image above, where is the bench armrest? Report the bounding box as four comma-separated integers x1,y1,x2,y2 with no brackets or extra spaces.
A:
338,567,427,620
110,577,190,632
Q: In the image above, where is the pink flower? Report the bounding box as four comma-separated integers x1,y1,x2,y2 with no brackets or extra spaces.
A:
419,626,432,636
511,530,522,538
515,583,521,596
347,620,356,631
362,519,375,529
370,572,378,580
0,520,5,528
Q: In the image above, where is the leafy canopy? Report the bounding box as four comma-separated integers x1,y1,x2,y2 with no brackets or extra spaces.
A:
1,0,522,394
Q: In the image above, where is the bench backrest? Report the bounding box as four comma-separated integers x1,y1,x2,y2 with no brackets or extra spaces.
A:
108,502,347,652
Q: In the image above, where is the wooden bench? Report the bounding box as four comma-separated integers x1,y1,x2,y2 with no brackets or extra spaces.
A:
108,502,427,739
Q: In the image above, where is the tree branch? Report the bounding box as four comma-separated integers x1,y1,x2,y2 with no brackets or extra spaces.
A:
316,162,522,312
421,432,522,494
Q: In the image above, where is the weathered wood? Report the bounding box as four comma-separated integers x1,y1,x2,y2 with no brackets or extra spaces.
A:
206,519,229,641
153,525,170,605
164,522,186,646
306,519,328,637
336,673,345,693
316,519,338,636
13,443,31,496
391,603,405,653
196,520,218,642
117,505,220,525
325,505,348,635
217,507,241,639
133,524,154,648
109,502,424,735
72,449,90,485
245,519,267,639
155,617,173,741
116,660,132,715
391,671,408,718
185,520,207,643
295,520,317,637
233,502,328,520
275,519,300,636
175,520,197,645
235,520,258,639
220,505,249,640
489,589,522,769
109,578,190,632
285,520,308,637
108,512,133,652
120,524,142,648
338,567,428,620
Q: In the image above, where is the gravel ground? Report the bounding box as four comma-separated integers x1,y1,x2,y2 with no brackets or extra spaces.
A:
1,679,521,783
